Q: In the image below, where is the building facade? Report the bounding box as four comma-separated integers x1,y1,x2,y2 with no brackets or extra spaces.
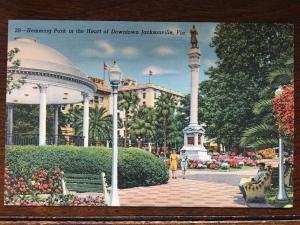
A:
117,79,185,139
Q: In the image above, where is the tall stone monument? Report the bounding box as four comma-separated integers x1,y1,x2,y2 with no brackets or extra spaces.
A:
181,25,211,161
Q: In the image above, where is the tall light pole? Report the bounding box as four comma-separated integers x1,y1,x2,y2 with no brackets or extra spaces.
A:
275,87,289,202
108,61,122,206
277,134,289,202
136,136,142,149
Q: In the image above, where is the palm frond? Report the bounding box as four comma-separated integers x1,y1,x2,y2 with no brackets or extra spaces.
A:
240,124,277,147
253,99,273,115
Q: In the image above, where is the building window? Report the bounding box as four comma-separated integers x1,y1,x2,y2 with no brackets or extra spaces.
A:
94,96,103,104
143,92,146,99
143,101,146,106
117,112,120,118
61,105,66,110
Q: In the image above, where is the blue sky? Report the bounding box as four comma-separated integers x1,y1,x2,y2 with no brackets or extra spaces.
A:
8,20,218,94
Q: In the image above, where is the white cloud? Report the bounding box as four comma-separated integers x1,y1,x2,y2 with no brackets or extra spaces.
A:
142,66,174,76
81,40,140,59
154,46,176,56
80,48,103,58
95,40,115,55
203,58,216,67
121,47,139,57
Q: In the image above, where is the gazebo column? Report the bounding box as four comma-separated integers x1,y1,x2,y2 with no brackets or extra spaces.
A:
82,92,90,147
7,103,14,145
53,104,59,145
39,84,48,146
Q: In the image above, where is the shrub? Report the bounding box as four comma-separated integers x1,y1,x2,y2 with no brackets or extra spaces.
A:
5,145,169,189
256,148,276,159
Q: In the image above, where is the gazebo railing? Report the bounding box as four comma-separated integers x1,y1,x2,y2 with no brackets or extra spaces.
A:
6,134,84,146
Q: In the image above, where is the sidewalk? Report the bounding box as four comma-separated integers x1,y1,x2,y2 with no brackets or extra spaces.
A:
118,168,273,207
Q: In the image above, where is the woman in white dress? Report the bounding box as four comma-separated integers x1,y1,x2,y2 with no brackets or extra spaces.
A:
180,149,188,179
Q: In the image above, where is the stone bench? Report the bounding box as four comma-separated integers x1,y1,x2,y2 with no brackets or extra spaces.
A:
271,166,293,187
61,171,110,205
243,170,272,203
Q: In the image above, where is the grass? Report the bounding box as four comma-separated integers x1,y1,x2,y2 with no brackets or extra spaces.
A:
265,186,293,208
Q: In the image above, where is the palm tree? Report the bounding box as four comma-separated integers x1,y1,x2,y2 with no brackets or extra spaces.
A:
155,93,177,154
130,106,156,144
118,91,140,147
89,107,112,145
64,106,112,145
241,58,293,149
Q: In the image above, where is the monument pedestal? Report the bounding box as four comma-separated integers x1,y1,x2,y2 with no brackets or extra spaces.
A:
181,124,211,161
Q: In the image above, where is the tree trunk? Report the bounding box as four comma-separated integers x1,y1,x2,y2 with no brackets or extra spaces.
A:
163,116,167,155
124,111,128,148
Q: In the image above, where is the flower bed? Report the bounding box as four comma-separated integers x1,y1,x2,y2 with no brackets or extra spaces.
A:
4,167,105,206
187,151,260,171
256,148,276,159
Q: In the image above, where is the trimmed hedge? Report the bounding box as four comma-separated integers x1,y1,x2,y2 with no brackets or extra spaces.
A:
5,145,169,189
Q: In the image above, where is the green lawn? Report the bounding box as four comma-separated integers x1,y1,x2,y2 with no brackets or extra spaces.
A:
265,186,293,208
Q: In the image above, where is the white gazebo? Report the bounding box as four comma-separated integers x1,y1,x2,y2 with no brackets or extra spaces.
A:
6,37,97,147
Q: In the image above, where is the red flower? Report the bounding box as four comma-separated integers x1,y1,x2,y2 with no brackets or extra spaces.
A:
273,83,294,135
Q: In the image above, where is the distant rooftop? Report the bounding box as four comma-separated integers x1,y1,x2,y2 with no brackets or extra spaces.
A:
120,82,185,97
88,76,185,97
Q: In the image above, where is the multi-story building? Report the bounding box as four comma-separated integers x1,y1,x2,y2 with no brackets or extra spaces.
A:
117,78,185,139
119,82,184,108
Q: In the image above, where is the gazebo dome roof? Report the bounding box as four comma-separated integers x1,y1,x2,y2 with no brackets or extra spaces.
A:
7,37,97,105
8,37,86,78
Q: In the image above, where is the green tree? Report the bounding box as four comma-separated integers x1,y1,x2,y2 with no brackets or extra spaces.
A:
7,48,25,94
201,23,293,150
13,105,58,142
130,106,156,144
241,58,293,149
118,91,140,147
65,106,112,145
155,93,177,154
89,107,112,145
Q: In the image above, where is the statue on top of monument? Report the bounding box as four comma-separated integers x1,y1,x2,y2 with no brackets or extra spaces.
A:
190,25,198,49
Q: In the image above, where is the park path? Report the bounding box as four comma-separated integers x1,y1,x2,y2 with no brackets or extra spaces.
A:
118,168,263,207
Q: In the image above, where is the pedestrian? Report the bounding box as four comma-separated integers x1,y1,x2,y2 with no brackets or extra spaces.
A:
169,148,179,179
180,149,188,179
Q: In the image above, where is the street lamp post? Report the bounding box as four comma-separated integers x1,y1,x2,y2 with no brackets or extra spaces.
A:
277,134,289,202
275,87,289,202
136,136,142,149
108,61,122,206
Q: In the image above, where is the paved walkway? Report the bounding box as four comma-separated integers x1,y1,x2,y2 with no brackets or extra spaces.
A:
118,168,265,207
77,168,274,207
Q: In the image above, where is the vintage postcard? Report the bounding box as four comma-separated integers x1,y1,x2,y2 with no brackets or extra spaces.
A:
5,20,294,208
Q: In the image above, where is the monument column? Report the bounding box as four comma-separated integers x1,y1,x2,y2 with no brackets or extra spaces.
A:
190,65,200,125
181,25,210,161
